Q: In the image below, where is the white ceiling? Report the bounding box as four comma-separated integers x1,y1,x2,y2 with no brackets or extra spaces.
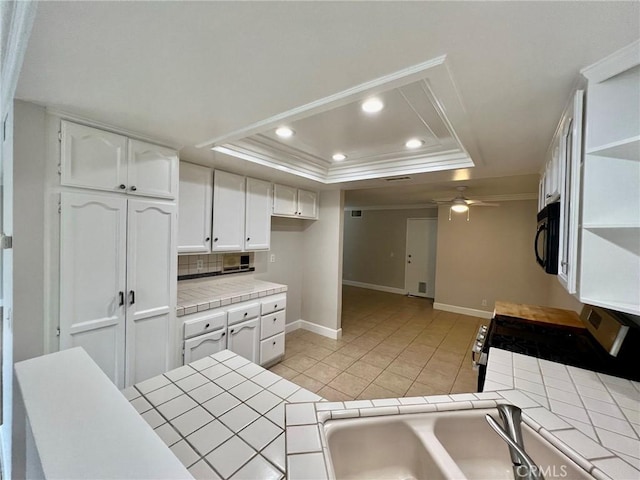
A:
16,1,640,204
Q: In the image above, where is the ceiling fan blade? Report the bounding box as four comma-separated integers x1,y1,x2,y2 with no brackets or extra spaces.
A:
470,201,500,207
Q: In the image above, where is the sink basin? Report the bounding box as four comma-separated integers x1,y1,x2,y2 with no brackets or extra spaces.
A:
323,408,591,480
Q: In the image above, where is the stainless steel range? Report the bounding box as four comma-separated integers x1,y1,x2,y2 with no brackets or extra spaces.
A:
473,303,640,391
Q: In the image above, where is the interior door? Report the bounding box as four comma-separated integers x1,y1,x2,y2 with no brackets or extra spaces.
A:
125,199,177,386
405,218,438,298
59,192,127,388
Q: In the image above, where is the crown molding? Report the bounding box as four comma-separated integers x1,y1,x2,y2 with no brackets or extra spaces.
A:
345,204,437,211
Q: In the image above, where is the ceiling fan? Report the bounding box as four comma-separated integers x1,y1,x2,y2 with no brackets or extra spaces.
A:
435,186,499,220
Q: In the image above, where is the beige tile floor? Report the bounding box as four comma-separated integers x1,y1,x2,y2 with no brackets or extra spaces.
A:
268,286,486,401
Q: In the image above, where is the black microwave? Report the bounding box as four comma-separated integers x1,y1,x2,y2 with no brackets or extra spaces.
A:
535,202,560,274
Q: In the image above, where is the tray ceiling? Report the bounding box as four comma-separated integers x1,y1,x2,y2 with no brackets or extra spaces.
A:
204,56,479,184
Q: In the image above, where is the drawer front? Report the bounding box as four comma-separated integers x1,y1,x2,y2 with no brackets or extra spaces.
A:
260,310,286,340
260,332,285,365
261,294,286,315
183,310,227,339
227,302,260,326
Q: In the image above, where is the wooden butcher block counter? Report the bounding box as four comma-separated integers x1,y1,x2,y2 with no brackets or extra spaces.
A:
494,301,585,329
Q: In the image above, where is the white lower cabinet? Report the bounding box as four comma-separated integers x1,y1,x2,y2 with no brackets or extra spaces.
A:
180,292,286,367
59,191,177,388
184,329,227,364
227,318,260,363
260,332,285,365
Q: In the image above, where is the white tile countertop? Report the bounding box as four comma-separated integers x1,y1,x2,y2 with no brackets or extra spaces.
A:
123,349,323,479
284,348,640,480
177,276,287,317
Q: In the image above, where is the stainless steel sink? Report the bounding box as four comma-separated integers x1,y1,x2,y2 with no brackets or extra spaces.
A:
324,408,592,480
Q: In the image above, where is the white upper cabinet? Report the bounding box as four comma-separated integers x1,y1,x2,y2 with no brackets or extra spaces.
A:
579,41,640,315
212,170,246,252
273,184,298,216
178,162,213,253
272,184,318,219
61,121,127,192
297,189,318,219
557,90,584,294
127,139,178,199
60,120,178,199
245,177,272,251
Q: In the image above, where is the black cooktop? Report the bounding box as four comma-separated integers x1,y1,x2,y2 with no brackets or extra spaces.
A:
486,314,640,382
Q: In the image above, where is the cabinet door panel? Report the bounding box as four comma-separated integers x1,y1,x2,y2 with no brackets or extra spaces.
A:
128,139,178,199
272,184,297,216
184,330,227,365
59,192,127,388
125,199,177,386
60,120,127,192
178,162,213,253
212,171,245,252
297,189,318,219
245,178,271,250
227,318,260,363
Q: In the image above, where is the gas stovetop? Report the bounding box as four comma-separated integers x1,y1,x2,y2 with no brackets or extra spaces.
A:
480,314,640,385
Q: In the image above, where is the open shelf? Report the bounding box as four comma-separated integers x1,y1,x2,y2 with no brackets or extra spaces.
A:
579,296,640,317
587,135,640,161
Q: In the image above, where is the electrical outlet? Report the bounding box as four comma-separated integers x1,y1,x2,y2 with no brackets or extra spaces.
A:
270,254,276,263
196,259,204,270
481,299,488,307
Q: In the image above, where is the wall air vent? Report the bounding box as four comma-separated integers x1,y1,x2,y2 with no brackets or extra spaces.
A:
350,210,362,218
385,176,411,182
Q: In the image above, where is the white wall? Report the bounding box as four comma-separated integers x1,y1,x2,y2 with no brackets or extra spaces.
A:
13,100,46,363
254,217,306,323
301,190,344,332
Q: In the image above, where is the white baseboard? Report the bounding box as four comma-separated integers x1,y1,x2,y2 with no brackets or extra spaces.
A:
342,279,405,296
433,302,493,319
285,319,342,340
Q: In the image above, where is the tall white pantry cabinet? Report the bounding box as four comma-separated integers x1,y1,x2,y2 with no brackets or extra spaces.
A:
56,118,179,388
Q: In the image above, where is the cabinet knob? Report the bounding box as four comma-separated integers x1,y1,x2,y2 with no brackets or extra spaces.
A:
273,341,276,345
119,184,126,190
545,194,551,198
214,238,218,242
205,237,210,242
131,186,137,191
205,323,210,329
222,332,225,336
274,304,278,309
244,312,248,317
230,329,234,334
247,237,250,241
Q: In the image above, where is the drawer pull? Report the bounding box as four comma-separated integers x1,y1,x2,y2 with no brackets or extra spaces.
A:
230,329,234,334
222,332,226,336
273,318,277,322
244,312,248,317
274,304,278,309
205,323,210,329
273,341,276,345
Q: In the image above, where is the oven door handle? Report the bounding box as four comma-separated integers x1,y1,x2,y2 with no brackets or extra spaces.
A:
534,224,546,267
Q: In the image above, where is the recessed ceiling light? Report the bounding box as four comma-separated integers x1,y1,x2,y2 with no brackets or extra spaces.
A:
332,153,346,161
361,97,384,113
275,126,294,138
405,138,424,149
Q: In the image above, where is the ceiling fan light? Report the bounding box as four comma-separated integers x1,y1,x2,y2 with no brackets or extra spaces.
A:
451,203,469,213
361,97,384,113
275,126,294,138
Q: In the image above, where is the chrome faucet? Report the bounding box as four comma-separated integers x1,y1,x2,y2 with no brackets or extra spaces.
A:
485,404,544,480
